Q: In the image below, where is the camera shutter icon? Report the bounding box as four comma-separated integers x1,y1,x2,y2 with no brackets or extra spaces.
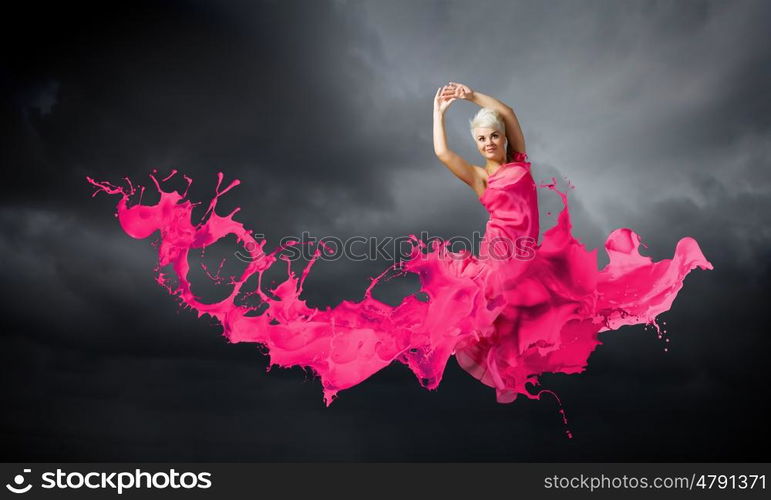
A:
5,469,32,494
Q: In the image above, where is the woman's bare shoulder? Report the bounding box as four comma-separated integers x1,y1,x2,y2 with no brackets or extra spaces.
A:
472,164,487,179
470,165,489,198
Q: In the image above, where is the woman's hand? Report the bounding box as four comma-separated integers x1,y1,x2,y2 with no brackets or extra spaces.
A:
434,85,457,114
443,81,474,101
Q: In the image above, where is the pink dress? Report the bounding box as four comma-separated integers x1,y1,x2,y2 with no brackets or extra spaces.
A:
89,152,714,406
448,151,712,403
449,152,594,402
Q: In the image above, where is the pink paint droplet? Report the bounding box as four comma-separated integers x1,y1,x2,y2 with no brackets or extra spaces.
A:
87,151,713,407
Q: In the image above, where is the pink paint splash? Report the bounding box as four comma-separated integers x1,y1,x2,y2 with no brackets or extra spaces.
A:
87,152,713,414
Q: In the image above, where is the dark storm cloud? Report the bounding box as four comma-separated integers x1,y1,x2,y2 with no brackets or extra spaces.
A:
1,1,410,224
1,0,769,461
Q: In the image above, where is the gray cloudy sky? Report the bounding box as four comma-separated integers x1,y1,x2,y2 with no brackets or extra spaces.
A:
1,0,769,461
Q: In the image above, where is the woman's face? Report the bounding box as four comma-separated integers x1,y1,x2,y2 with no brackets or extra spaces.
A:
474,127,506,162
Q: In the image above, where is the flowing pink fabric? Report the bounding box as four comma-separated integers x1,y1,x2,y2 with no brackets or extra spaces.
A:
87,152,713,406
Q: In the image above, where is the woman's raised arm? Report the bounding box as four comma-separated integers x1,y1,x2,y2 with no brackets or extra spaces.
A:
433,86,479,187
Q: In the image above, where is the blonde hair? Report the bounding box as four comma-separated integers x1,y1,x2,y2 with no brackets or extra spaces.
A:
469,107,506,139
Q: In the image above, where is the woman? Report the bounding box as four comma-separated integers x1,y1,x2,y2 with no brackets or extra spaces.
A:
423,82,713,403
426,82,551,402
432,82,539,265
